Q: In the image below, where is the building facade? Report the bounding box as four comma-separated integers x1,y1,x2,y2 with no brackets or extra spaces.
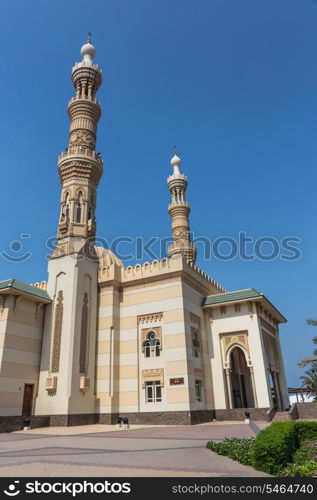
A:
0,39,289,429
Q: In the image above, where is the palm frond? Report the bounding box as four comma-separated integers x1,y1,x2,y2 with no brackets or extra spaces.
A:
297,357,317,368
307,319,317,326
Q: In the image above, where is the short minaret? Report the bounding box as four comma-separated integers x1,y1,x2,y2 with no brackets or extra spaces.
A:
53,34,103,257
167,151,197,263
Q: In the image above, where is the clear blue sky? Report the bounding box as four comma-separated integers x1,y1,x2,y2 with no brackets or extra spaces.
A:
0,0,316,387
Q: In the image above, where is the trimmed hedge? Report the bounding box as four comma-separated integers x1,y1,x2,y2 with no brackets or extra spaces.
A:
281,438,317,477
294,421,317,444
206,421,317,476
253,421,317,475
252,422,297,475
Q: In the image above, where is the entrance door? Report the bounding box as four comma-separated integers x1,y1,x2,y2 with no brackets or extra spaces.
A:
22,384,34,417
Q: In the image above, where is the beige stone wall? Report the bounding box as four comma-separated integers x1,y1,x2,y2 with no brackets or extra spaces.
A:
0,295,45,416
96,277,191,414
95,262,218,415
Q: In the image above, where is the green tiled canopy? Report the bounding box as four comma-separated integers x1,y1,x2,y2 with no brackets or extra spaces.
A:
0,279,51,301
203,288,263,306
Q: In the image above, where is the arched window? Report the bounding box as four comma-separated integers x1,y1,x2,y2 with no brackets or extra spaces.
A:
192,330,200,358
61,193,70,221
76,192,83,223
143,331,161,358
144,340,151,358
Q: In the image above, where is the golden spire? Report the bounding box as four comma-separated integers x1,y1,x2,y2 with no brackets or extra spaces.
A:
87,31,92,43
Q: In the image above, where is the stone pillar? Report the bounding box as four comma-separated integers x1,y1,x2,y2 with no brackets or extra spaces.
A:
272,371,281,409
225,368,233,409
249,366,258,408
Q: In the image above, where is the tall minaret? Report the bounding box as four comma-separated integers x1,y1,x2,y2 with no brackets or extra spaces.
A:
167,151,197,263
35,37,103,419
53,33,103,258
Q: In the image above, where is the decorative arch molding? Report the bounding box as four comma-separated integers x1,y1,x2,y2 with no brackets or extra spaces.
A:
219,331,251,369
62,190,70,203
226,343,249,367
141,327,162,351
226,345,256,409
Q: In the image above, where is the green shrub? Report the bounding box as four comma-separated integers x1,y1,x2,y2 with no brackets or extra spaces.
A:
281,439,317,477
281,461,317,477
294,422,317,444
206,438,255,466
206,422,317,477
253,422,297,475
293,439,317,462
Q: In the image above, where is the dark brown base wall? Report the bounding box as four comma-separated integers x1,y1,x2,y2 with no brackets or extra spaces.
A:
99,410,215,425
1,407,278,432
0,416,50,433
214,408,271,421
50,414,98,427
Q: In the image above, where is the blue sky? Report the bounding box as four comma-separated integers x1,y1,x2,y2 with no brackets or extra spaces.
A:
0,0,316,387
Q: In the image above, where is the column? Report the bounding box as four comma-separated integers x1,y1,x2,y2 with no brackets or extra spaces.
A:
225,368,233,409
249,366,258,408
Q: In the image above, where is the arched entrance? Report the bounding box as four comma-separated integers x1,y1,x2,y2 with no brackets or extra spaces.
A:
228,346,254,408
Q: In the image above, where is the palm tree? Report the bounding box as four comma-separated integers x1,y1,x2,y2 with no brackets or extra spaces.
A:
300,369,317,397
297,319,317,368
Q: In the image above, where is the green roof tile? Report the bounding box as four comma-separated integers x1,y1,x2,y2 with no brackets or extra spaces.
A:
202,288,262,306
0,279,51,301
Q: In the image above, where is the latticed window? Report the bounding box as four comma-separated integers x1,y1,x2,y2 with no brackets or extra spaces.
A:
76,192,83,223
145,381,162,403
195,380,202,402
143,331,160,358
192,330,200,358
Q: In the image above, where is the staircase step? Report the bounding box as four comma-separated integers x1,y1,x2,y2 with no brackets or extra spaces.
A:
272,411,290,422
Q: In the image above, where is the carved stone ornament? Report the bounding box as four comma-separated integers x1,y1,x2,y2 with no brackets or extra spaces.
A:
141,368,164,388
138,312,163,325
220,331,250,366
51,291,64,373
79,293,89,374
141,326,162,350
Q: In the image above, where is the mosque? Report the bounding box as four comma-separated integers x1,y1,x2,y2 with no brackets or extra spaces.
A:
0,38,289,429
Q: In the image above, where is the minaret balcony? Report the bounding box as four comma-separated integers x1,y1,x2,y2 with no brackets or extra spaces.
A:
68,95,100,106
58,146,103,166
167,175,188,191
168,201,190,215
68,96,101,121
168,240,197,261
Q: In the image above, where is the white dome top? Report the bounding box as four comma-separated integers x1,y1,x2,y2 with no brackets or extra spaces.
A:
81,42,96,63
170,153,182,176
94,246,124,269
171,153,181,167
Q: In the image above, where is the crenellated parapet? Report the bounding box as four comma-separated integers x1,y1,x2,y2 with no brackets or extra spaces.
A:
97,253,225,294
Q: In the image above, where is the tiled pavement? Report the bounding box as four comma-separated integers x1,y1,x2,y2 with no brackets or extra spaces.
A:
0,423,269,477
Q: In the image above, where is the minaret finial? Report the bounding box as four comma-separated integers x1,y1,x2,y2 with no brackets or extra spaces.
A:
87,31,92,43
173,145,180,157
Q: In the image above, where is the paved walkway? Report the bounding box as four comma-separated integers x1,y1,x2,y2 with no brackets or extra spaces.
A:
0,422,269,477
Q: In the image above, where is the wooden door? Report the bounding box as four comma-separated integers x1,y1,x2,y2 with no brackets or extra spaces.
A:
22,384,34,417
